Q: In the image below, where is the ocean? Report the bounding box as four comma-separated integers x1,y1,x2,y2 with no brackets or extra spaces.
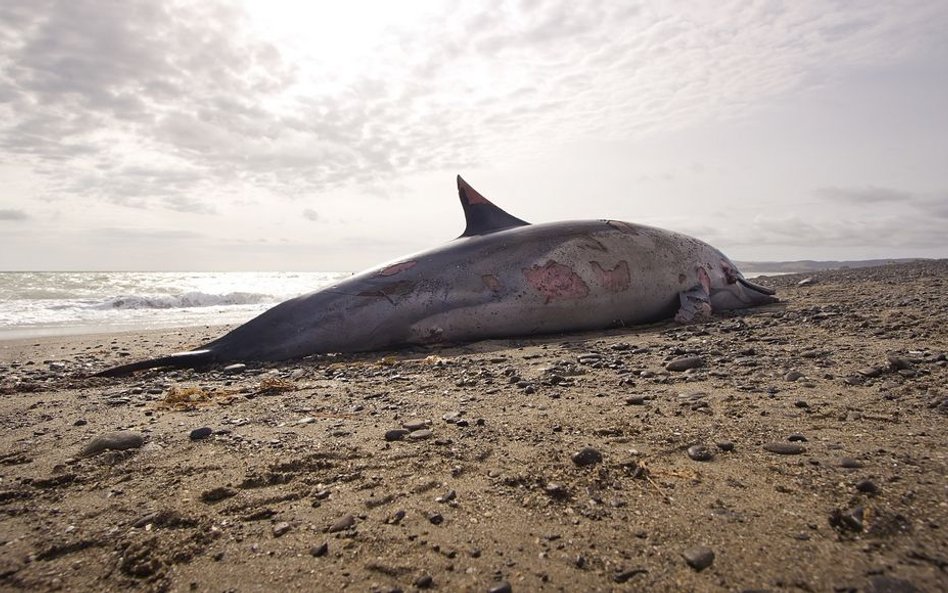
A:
0,271,350,340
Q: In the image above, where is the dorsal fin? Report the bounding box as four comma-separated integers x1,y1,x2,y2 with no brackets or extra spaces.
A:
457,175,530,237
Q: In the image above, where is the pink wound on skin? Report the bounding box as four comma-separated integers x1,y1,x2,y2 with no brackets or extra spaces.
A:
482,274,504,292
590,261,631,292
522,260,590,303
378,261,417,277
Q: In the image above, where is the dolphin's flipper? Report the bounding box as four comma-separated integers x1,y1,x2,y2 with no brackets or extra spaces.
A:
92,350,215,377
457,176,530,237
675,286,712,323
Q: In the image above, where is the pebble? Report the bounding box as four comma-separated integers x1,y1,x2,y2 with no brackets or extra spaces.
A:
839,457,864,469
272,521,291,537
784,371,805,382
763,442,806,455
787,433,808,442
414,574,434,589
200,486,238,503
571,447,603,466
681,545,715,571
855,479,879,494
79,431,145,457
427,512,444,525
402,419,428,431
666,356,704,372
797,277,815,286
865,575,920,593
488,581,513,593
626,395,647,405
384,429,410,441
309,542,328,557
328,514,355,533
189,427,213,441
715,440,735,452
408,429,433,440
223,363,246,374
613,568,647,583
687,445,714,462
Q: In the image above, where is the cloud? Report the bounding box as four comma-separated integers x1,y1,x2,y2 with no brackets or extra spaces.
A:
815,186,914,204
1,0,946,219
0,208,28,220
302,208,320,222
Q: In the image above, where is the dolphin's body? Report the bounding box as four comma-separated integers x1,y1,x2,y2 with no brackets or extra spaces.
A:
95,177,776,376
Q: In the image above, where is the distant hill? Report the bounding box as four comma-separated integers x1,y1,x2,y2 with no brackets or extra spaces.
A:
736,258,928,274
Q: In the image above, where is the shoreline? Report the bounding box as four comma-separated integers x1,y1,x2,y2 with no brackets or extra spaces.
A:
0,260,945,593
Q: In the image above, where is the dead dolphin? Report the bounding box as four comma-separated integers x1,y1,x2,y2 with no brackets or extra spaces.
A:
95,176,776,376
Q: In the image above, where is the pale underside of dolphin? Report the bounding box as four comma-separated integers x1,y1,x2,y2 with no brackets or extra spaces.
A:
95,176,777,377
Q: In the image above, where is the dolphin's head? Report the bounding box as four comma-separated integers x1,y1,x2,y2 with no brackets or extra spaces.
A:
707,257,778,311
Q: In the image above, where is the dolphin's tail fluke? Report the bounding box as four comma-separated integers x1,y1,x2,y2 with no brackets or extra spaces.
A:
92,349,216,378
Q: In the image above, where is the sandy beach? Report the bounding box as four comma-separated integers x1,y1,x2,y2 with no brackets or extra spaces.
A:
0,260,945,593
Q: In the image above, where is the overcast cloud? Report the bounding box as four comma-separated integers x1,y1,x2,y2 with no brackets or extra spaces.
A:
1,0,946,270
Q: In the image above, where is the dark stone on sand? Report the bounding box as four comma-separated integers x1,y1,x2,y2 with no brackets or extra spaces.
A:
613,568,647,582
687,445,714,462
200,486,238,503
328,514,355,533
414,574,434,589
829,506,864,533
787,433,808,442
488,581,513,593
715,440,735,452
865,575,920,593
784,371,805,382
763,442,806,455
839,457,864,469
223,363,246,374
402,419,428,431
682,545,715,571
309,542,328,557
408,428,433,440
427,512,444,525
79,430,145,457
572,447,603,466
189,427,213,441
855,479,879,494
384,429,409,441
626,395,647,405
666,356,703,372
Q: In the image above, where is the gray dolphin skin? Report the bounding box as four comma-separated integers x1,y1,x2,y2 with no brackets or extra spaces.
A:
95,176,777,377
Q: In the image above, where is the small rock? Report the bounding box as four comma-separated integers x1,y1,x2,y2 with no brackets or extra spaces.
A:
435,490,456,503
666,356,704,372
839,457,864,469
488,581,513,593
829,505,864,533
272,522,291,537
402,419,428,431
427,512,444,525
797,277,815,286
763,442,806,455
223,363,246,374
189,427,213,441
571,447,603,466
715,440,735,452
865,575,920,593
200,486,238,503
79,431,145,457
681,546,715,571
384,429,409,442
687,445,714,462
886,354,913,371
626,395,647,405
787,433,808,442
784,371,805,382
613,568,647,583
309,542,328,557
328,514,355,533
414,574,434,589
408,428,433,440
855,479,879,494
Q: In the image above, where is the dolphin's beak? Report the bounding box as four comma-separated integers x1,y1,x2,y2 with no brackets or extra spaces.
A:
737,277,776,296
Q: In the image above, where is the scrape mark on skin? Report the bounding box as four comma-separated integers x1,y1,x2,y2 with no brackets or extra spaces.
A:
482,274,504,293
357,281,416,305
606,220,639,234
522,260,590,303
590,261,631,292
579,235,608,252
697,267,711,294
378,261,417,277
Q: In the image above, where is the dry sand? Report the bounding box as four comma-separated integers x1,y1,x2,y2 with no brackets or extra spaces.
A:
0,260,946,593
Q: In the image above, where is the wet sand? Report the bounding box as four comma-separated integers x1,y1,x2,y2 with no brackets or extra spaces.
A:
1,260,946,593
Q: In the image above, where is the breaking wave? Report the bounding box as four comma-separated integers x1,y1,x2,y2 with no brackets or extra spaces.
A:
92,291,272,310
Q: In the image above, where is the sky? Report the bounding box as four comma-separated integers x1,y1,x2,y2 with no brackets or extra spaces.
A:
1,0,946,271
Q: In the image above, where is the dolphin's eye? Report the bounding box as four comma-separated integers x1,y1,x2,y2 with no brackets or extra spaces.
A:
721,262,739,284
